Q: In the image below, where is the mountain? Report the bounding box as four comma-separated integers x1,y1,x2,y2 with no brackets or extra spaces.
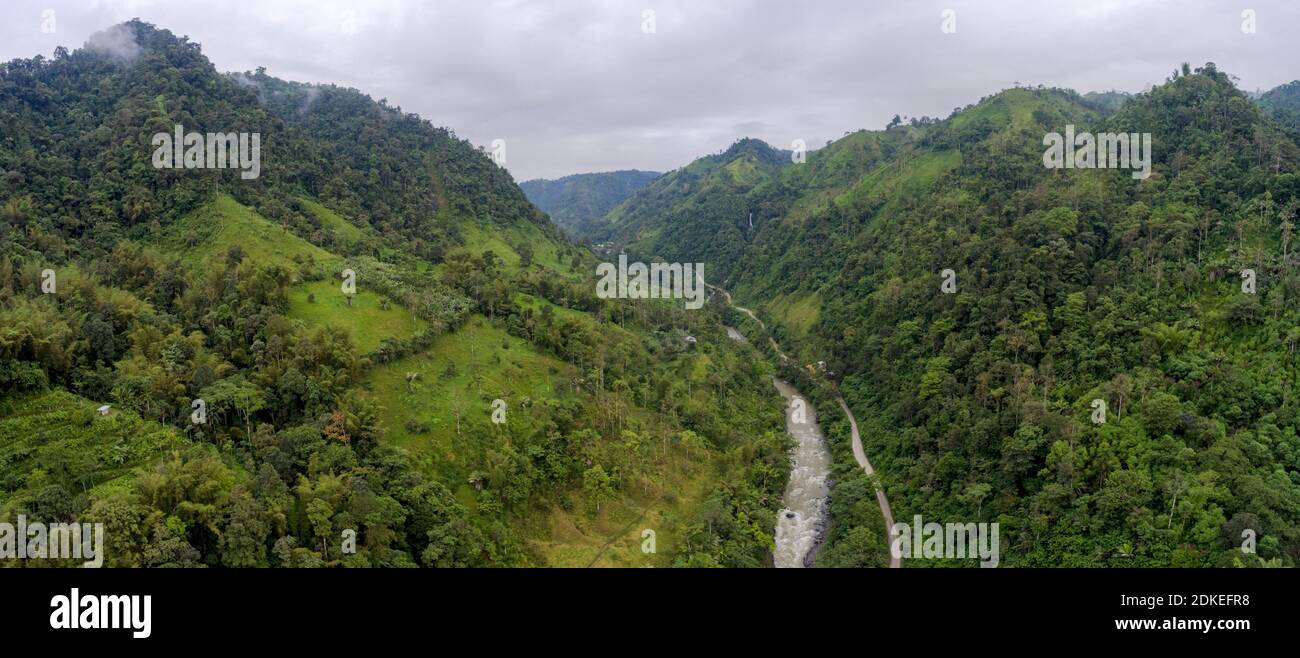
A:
520,170,659,238
1257,80,1300,135
1082,89,1133,113
0,21,788,568
7,21,1297,570
592,137,792,267
612,64,1300,567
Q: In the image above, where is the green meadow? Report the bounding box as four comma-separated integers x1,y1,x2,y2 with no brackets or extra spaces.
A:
149,194,337,271
286,279,425,354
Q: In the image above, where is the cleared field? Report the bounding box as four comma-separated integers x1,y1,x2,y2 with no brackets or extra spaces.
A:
286,279,425,354
452,218,573,274
763,290,822,338
0,390,184,501
297,197,369,247
150,194,337,270
521,467,714,567
364,317,573,454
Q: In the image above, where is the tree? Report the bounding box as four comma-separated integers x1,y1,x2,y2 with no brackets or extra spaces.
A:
582,465,616,513
306,498,335,557
516,241,534,269
959,482,993,516
220,493,271,567
200,376,266,439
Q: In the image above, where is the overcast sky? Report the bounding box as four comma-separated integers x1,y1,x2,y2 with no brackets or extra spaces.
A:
4,0,1300,180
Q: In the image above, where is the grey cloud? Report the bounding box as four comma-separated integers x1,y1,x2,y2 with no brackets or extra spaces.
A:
3,0,1300,179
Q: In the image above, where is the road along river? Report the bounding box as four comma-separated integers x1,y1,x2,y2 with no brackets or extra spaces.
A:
723,323,831,568
715,283,900,568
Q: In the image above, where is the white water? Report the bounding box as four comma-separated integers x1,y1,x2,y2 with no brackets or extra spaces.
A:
771,378,832,568
723,325,831,568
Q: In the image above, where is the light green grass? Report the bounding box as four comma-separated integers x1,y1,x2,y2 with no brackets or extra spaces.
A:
834,148,961,212
151,194,337,270
522,470,714,567
286,279,425,354
0,390,184,501
156,196,426,353
453,218,572,275
764,290,822,338
514,292,597,323
722,154,765,185
950,87,1076,130
298,197,368,246
364,317,574,454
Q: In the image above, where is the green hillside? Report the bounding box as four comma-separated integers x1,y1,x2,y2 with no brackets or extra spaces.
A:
0,390,184,511
297,197,370,250
364,317,570,453
0,20,788,569
286,280,425,355
1257,79,1300,136
149,194,337,270
520,170,661,239
606,67,1300,567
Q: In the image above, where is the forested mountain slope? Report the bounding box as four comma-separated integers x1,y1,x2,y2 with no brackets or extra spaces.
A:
620,65,1300,566
1257,79,1300,136
0,21,789,568
592,137,792,273
520,170,660,239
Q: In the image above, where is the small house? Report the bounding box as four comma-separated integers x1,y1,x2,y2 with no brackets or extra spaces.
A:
96,405,112,416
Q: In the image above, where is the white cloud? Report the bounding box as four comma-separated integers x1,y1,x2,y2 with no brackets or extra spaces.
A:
84,22,142,62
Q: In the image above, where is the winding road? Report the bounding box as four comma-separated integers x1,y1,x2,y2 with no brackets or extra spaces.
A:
707,284,790,362
836,397,902,568
712,283,901,568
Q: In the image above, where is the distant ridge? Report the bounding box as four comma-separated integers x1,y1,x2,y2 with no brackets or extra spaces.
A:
521,169,660,239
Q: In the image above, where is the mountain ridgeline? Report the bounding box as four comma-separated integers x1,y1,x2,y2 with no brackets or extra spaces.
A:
0,21,791,568
5,19,1299,570
1258,80,1300,136
520,170,660,239
608,66,1300,567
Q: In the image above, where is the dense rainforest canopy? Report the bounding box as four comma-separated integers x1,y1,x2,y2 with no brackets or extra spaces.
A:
6,19,1299,569
0,20,790,568
521,170,661,239
607,64,1300,567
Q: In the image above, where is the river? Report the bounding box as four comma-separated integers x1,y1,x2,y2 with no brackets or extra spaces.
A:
771,378,832,568
723,325,832,568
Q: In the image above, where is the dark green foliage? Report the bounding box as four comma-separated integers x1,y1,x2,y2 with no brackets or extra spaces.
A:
1257,79,1300,136
520,170,660,239
0,21,785,568
622,65,1300,567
